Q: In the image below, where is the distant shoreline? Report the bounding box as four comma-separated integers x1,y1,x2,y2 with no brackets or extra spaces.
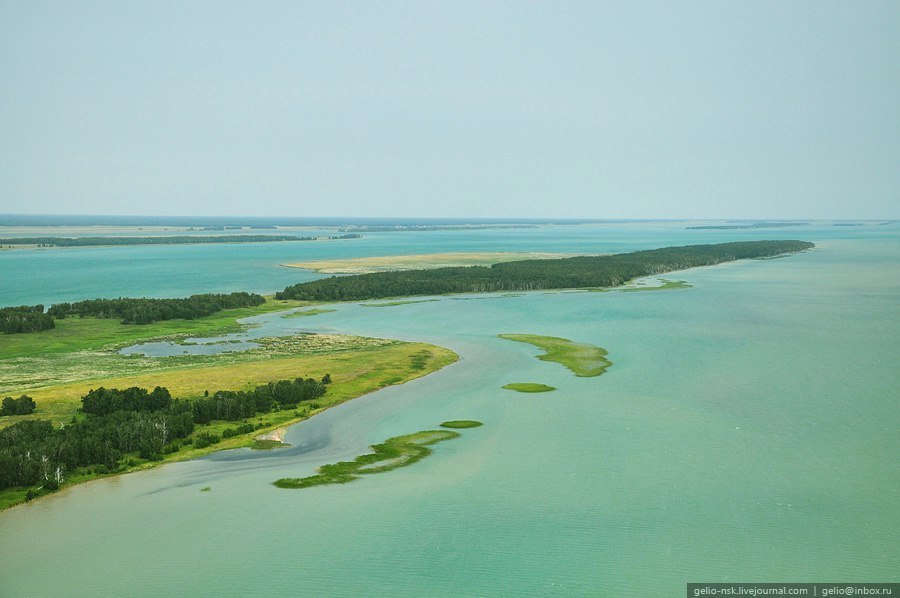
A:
0,234,361,249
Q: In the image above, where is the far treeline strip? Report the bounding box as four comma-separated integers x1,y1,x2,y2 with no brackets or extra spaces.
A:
0,234,360,247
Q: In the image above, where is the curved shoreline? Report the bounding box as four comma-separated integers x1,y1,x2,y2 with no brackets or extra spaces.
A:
0,339,459,511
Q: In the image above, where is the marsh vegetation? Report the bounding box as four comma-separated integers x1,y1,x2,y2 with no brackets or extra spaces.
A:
273,426,477,489
502,383,556,393
498,334,611,377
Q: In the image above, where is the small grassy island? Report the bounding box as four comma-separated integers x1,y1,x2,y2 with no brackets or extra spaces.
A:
502,383,556,393
440,420,483,429
499,334,611,377
273,425,479,489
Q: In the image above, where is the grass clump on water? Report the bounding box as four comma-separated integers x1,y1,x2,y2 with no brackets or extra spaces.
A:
440,420,483,429
273,428,465,489
251,439,289,450
502,383,556,393
281,308,336,318
498,334,611,377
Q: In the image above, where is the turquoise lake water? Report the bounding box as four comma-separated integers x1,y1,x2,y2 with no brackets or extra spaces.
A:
0,220,878,306
0,222,898,596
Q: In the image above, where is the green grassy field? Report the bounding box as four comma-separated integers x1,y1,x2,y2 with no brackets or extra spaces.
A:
0,342,457,509
0,332,399,397
498,333,612,377
4,341,454,427
0,296,459,509
0,296,308,359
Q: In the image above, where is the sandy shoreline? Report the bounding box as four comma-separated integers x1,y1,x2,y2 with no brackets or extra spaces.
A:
282,251,579,274
255,427,287,443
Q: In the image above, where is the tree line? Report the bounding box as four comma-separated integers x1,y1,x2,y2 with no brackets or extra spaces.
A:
47,292,266,325
0,376,329,494
0,305,55,334
1,395,35,416
275,240,815,301
1,292,267,333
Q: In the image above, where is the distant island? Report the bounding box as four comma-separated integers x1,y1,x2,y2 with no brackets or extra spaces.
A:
337,224,540,232
0,234,361,248
498,334,611,377
276,240,815,301
686,222,809,230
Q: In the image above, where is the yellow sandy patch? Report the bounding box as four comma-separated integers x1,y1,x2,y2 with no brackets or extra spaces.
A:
282,252,579,274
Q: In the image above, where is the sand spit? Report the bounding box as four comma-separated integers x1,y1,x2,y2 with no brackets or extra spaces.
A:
282,252,581,274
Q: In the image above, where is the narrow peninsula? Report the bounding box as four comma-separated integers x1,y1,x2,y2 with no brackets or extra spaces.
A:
275,240,814,301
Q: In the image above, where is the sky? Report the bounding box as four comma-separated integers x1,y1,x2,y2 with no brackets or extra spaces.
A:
1,1,898,220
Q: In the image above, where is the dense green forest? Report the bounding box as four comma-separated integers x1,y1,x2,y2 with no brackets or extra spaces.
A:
47,292,266,325
0,396,35,416
0,233,361,247
2,293,266,333
0,305,55,333
0,377,328,494
276,240,815,301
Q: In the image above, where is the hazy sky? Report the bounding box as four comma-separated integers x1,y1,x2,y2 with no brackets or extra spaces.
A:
1,1,897,219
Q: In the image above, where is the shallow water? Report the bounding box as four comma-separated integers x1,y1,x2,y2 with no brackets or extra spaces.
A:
0,223,897,596
119,339,261,357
